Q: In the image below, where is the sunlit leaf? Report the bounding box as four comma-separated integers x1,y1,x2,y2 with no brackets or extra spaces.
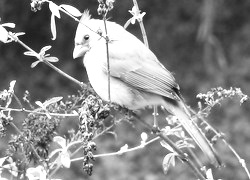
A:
50,15,57,40
4,162,18,177
53,136,66,148
2,23,15,28
45,56,59,63
60,4,82,17
40,45,52,54
9,80,16,92
141,132,148,142
14,32,25,37
24,51,37,57
43,96,63,107
35,101,44,108
26,166,46,180
0,25,8,43
31,60,41,68
118,144,128,154
124,18,132,29
60,151,71,168
160,140,174,153
162,153,176,175
0,157,7,166
49,1,60,18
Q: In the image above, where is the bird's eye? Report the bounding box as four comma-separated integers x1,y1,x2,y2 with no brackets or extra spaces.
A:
84,35,90,40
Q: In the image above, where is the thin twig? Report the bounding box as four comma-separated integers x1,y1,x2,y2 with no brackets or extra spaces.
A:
48,163,61,179
222,139,250,180
102,14,111,103
132,0,149,47
0,106,78,117
71,137,160,162
132,0,159,127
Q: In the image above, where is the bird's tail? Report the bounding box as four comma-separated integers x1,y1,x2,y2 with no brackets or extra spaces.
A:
166,100,221,167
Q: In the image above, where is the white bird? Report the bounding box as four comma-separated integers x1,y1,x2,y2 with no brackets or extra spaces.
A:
73,11,220,167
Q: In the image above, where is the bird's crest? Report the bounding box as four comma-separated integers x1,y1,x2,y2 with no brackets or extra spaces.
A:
80,10,91,24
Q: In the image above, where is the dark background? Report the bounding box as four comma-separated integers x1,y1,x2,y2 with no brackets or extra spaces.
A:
1,0,250,179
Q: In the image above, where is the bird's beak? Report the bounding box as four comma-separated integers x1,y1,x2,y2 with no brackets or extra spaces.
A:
73,44,89,59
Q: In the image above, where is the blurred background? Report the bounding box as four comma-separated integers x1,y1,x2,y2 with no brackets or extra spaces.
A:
1,0,250,179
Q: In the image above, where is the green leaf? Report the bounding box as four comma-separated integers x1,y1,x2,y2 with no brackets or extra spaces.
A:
141,132,148,142
45,56,59,63
40,45,52,54
50,15,57,40
206,168,214,180
60,4,82,17
160,140,174,153
60,151,71,168
53,136,66,148
162,153,176,175
31,60,41,68
35,101,44,108
0,25,8,43
24,51,37,57
2,23,15,28
9,80,16,92
49,1,60,18
14,32,25,37
43,96,63,107
0,157,7,166
118,144,128,155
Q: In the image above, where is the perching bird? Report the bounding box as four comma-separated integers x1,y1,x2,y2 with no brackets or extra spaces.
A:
73,11,220,166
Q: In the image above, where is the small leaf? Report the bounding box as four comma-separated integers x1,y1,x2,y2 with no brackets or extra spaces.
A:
0,25,8,43
206,168,214,180
160,140,174,153
9,80,16,92
118,144,128,155
60,151,71,168
124,18,132,29
141,132,148,142
35,101,44,108
162,153,176,175
4,162,18,177
0,157,7,166
31,60,41,68
2,23,15,28
53,136,66,148
26,166,46,180
48,149,62,160
40,45,52,54
49,1,61,18
50,15,57,40
43,96,63,107
60,4,82,17
24,51,37,57
45,56,59,63
14,32,25,37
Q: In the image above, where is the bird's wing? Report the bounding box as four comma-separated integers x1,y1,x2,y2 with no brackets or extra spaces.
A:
104,39,180,100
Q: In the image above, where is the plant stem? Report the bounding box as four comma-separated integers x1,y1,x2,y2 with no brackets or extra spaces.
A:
102,14,111,103
132,0,149,47
70,137,160,162
0,106,78,117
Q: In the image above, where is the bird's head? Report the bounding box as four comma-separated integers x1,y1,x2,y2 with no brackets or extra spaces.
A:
73,10,103,59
